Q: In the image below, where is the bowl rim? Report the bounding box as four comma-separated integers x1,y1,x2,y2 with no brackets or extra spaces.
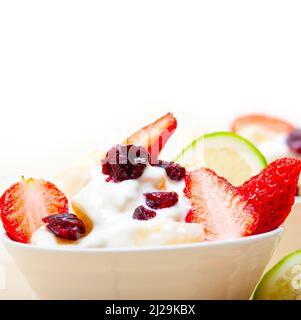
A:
1,227,283,254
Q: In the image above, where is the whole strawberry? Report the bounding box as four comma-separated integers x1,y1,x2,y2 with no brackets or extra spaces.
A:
238,158,301,234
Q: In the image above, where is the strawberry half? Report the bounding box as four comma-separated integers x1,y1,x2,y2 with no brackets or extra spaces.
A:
185,168,259,240
231,114,294,134
0,178,69,243
238,158,301,234
124,112,177,162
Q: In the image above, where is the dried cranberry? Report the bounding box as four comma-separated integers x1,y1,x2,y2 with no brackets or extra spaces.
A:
165,163,186,181
102,144,150,182
287,129,301,155
133,205,156,220
144,191,179,209
42,213,86,241
152,160,186,181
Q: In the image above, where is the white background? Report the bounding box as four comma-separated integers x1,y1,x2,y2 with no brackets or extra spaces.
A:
1,0,301,190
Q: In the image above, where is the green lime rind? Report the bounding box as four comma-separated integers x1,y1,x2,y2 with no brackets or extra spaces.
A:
174,131,268,168
253,249,301,300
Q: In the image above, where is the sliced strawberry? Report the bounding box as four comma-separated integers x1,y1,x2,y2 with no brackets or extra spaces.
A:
123,112,177,162
0,178,69,243
238,158,301,234
184,168,258,240
231,114,294,134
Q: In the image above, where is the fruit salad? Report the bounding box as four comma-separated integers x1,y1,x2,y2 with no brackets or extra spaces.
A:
231,114,301,195
0,113,300,248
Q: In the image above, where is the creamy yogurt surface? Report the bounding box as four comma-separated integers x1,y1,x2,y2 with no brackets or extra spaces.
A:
237,126,301,193
31,165,205,247
237,125,300,163
258,135,300,163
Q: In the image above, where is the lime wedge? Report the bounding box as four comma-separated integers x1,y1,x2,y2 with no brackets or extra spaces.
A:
254,250,301,300
174,132,267,186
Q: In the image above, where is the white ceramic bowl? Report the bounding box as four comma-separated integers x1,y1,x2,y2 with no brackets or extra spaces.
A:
2,228,282,300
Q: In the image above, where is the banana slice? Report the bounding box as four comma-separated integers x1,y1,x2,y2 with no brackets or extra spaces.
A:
53,150,105,198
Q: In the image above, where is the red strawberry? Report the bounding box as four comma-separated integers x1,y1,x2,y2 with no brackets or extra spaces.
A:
124,112,177,162
238,158,301,234
0,178,69,243
185,168,259,240
231,114,294,134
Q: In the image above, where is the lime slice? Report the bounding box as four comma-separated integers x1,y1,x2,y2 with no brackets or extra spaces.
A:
174,132,267,186
254,250,301,300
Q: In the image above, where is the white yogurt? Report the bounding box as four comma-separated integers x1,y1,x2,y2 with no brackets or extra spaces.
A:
258,134,300,163
237,126,301,193
237,125,300,162
31,165,205,248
